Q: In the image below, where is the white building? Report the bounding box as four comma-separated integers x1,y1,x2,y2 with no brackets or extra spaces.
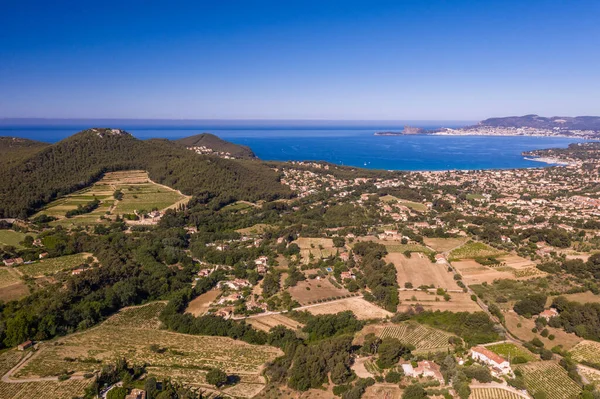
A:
471,346,511,375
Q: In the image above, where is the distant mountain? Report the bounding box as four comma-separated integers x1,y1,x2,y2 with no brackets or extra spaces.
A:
175,133,256,158
478,115,600,131
0,128,290,218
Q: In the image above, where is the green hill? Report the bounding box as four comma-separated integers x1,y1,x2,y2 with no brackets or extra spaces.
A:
175,133,256,158
0,128,291,218
0,137,49,169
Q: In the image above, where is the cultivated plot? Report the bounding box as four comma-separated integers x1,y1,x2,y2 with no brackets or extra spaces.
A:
398,290,480,313
515,361,582,399
287,278,351,305
246,314,304,332
304,297,393,320
387,252,460,289
14,302,282,397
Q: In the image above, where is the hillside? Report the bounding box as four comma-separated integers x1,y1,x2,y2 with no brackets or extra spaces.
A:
0,137,49,169
478,114,600,131
176,133,256,158
0,128,291,218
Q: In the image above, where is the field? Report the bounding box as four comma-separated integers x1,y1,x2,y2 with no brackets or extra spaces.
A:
184,289,221,316
451,259,516,285
423,237,469,252
386,252,460,289
293,237,336,263
380,195,427,212
304,297,393,320
287,278,351,305
449,241,503,260
0,230,31,248
548,291,600,306
366,322,455,353
236,224,273,235
16,253,90,277
0,268,22,288
469,387,528,399
516,361,582,399
504,311,582,350
0,268,28,302
398,290,481,312
34,170,187,227
246,314,304,332
0,350,90,399
569,340,600,366
485,342,536,362
14,302,282,397
579,366,600,386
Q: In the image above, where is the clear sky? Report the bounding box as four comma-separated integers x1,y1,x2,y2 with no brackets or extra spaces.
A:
1,0,599,120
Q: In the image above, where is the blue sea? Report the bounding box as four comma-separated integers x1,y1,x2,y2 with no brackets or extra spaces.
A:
0,126,586,171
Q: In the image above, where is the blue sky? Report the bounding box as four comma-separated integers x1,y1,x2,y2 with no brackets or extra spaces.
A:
1,0,599,120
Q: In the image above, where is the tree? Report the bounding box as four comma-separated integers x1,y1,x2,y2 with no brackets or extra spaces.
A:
333,237,346,248
376,337,413,369
402,384,427,399
107,387,127,399
206,368,228,387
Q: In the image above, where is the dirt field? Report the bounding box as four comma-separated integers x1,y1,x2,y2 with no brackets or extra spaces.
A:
452,259,515,285
304,297,393,320
0,281,29,302
287,278,351,305
185,289,221,316
424,237,469,252
246,314,304,332
387,252,460,289
547,291,600,306
363,384,402,399
399,290,481,312
504,311,582,350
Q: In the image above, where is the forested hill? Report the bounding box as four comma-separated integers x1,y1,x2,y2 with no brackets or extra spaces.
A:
0,128,291,218
478,115,600,131
176,133,256,158
0,136,49,169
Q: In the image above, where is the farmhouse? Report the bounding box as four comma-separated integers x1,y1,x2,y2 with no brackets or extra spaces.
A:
215,307,233,319
3,257,24,267
471,346,511,375
538,308,559,321
340,271,355,281
125,388,146,399
17,340,33,351
402,361,444,384
218,278,251,291
72,268,86,275
434,254,447,264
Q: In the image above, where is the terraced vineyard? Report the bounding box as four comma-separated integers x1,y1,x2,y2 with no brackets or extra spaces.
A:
470,387,527,399
569,340,600,367
516,361,581,399
14,302,281,397
378,322,454,353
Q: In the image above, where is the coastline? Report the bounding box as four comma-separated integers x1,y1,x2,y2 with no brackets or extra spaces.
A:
522,156,572,166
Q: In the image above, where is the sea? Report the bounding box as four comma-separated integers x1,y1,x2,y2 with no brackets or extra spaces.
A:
0,124,586,171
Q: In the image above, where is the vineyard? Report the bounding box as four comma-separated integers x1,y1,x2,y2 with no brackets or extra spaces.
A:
0,350,90,399
485,342,536,363
449,241,503,260
17,253,90,277
14,302,281,397
515,361,582,399
378,322,454,353
569,340,600,367
470,387,527,399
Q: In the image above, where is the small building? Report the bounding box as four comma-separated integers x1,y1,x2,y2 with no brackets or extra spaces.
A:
434,254,447,264
471,346,511,375
402,361,444,384
125,389,146,399
17,340,33,351
215,307,233,319
3,258,24,267
538,308,559,321
340,271,355,281
71,268,86,275
39,252,49,259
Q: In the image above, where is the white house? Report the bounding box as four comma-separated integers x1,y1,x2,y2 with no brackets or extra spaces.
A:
471,346,511,375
